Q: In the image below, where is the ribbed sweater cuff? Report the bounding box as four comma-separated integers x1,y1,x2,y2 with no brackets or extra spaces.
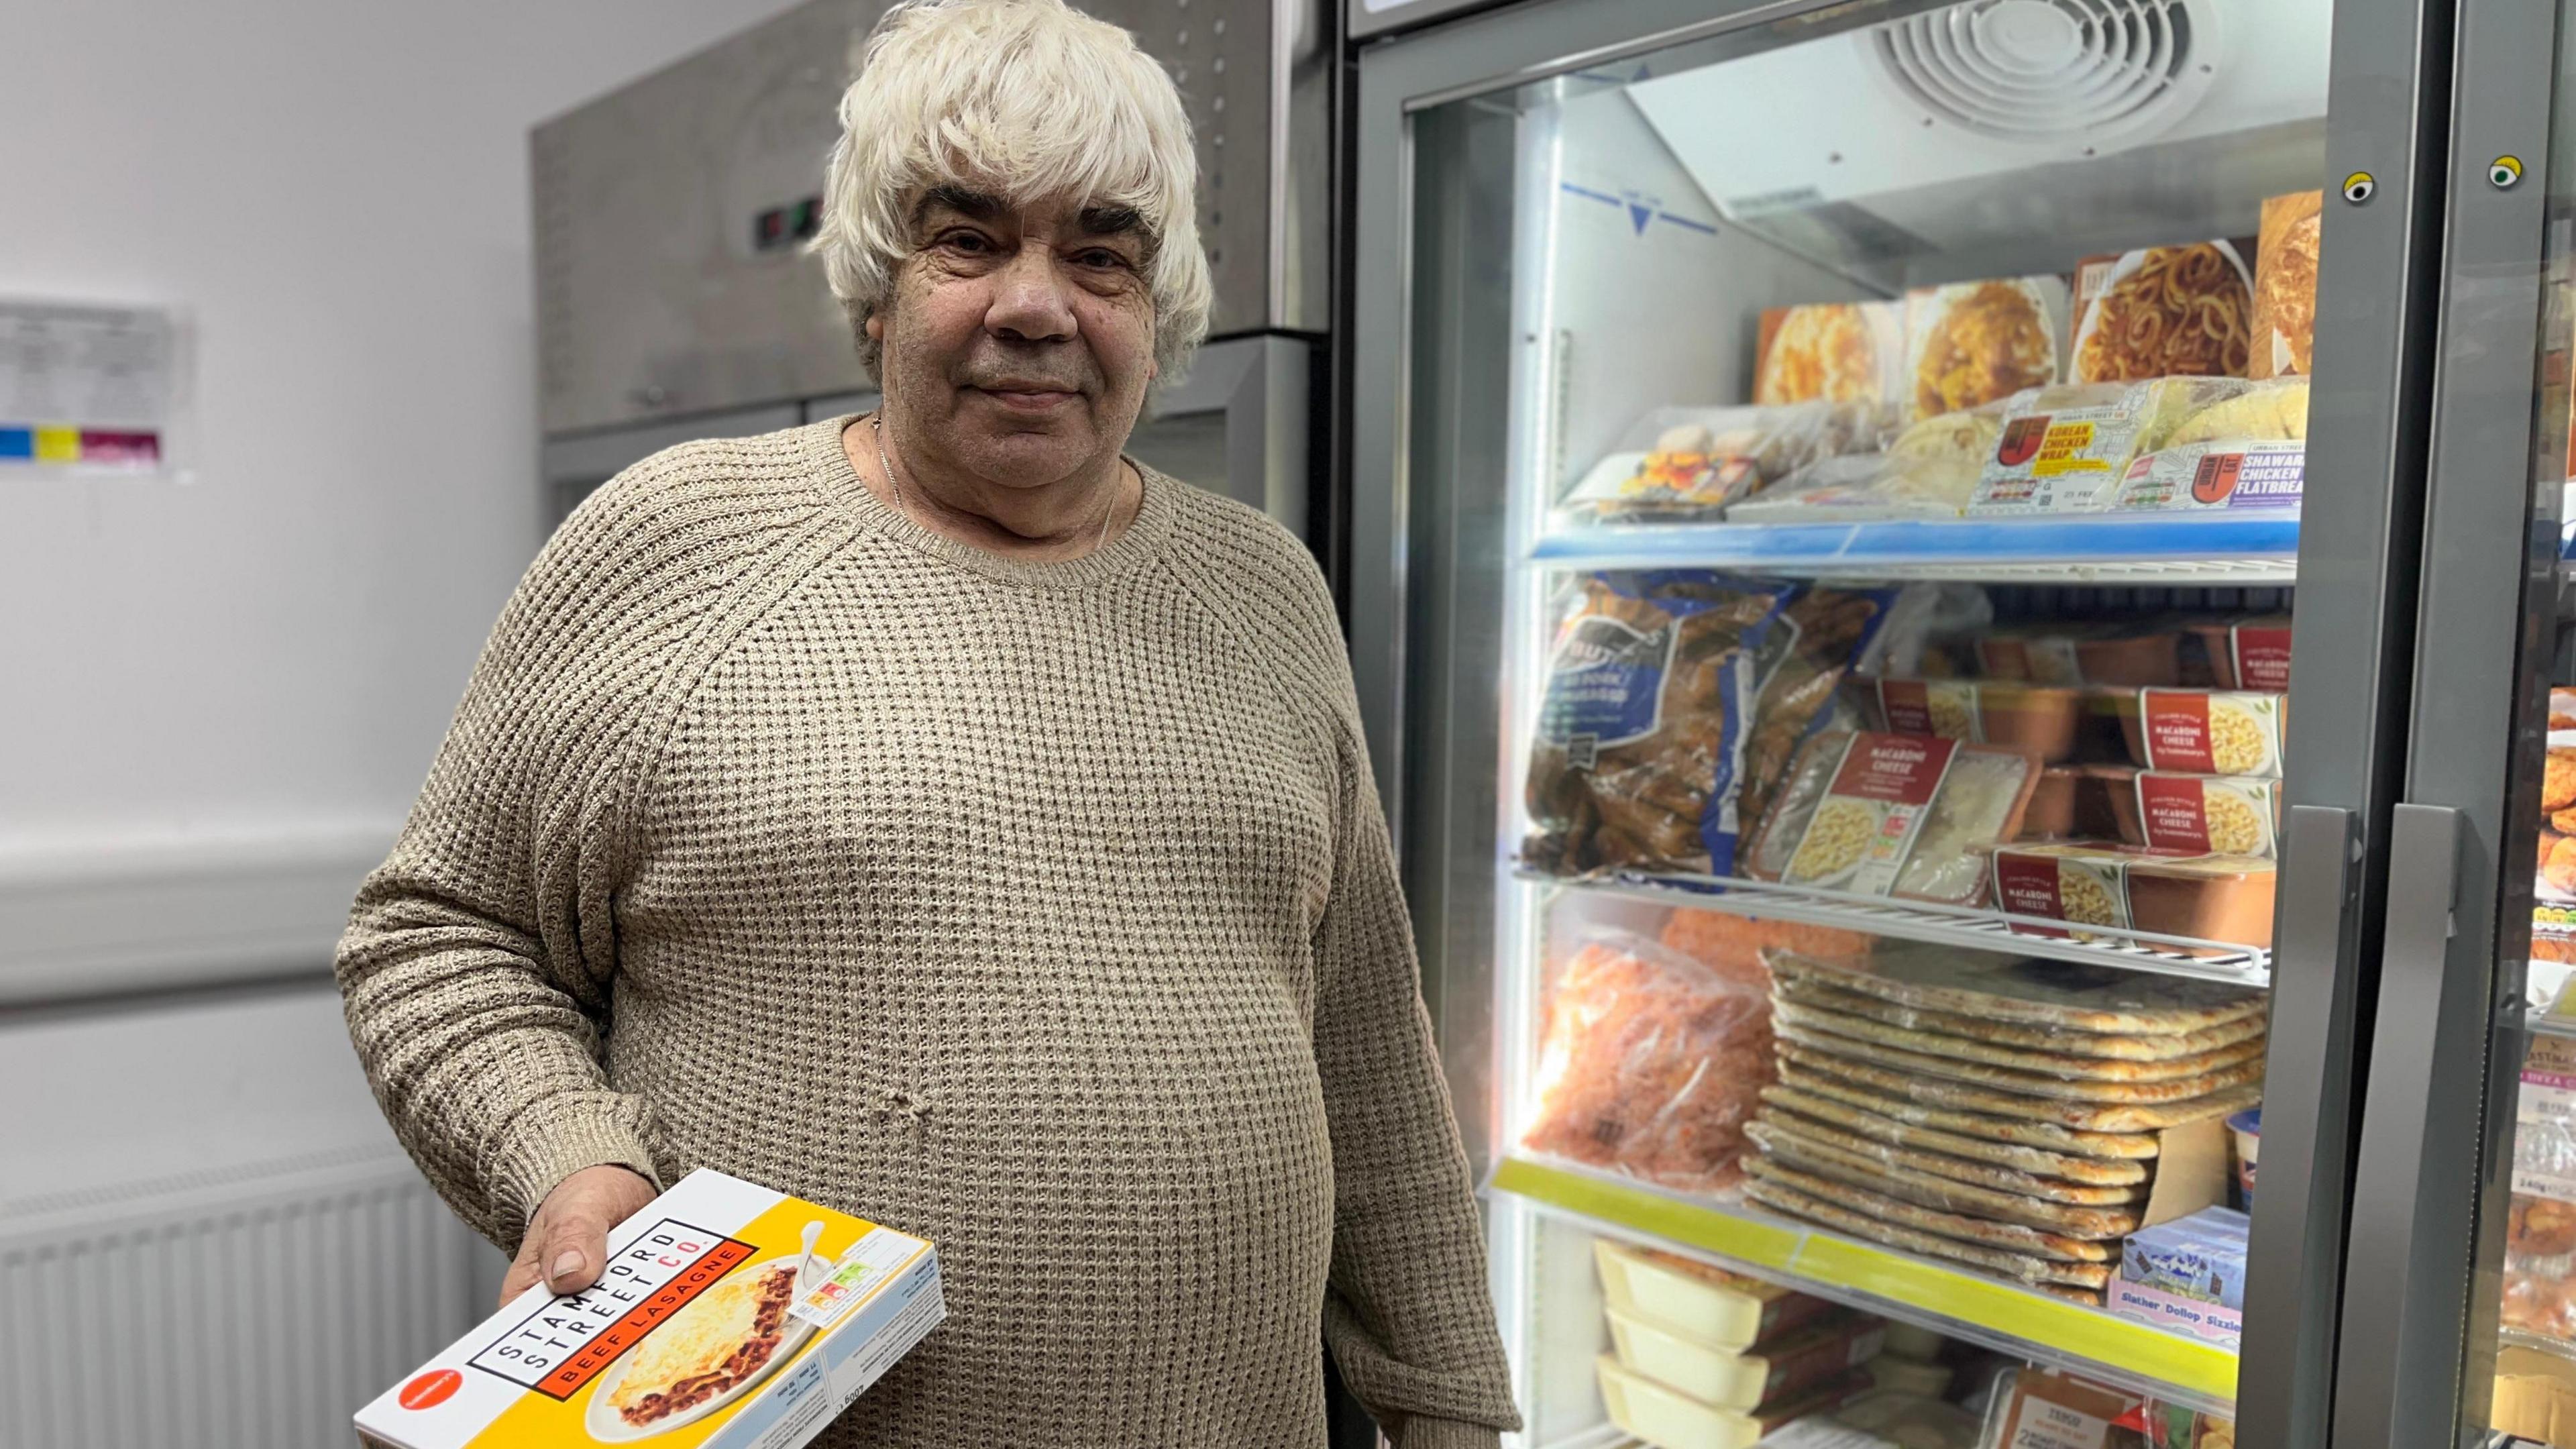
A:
1397,1419,1502,1449
489,1099,658,1243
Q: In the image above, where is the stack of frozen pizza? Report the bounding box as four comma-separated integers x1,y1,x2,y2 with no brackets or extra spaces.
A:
1741,949,2265,1303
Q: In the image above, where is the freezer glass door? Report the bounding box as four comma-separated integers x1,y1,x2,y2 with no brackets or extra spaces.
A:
2332,5,2576,1446
1350,0,2440,1444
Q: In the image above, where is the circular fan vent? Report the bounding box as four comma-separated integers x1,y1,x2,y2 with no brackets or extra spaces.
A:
1872,0,2217,149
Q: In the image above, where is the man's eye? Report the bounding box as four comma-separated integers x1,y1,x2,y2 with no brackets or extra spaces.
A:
1076,250,1128,270
942,231,992,254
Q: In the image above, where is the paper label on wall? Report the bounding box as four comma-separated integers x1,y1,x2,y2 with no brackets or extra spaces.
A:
0,299,178,473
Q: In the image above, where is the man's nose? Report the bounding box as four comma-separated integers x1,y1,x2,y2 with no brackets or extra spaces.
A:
985,246,1077,343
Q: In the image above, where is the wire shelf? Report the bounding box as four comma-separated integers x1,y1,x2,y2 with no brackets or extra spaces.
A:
1518,868,2272,988
1529,515,2301,583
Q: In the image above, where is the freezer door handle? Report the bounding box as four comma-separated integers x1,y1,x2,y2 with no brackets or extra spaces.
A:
2236,804,2362,1449
2332,802,2476,1449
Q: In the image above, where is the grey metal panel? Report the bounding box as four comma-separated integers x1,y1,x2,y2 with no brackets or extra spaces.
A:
1348,0,1509,43
2334,2,2564,1442
533,0,1324,437
1131,333,1314,535
2237,2,2472,1442
539,402,802,529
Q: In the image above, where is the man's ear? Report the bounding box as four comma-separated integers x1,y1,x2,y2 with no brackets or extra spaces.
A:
865,313,886,342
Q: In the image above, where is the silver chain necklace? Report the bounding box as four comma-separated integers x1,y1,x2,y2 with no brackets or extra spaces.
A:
870,413,1117,555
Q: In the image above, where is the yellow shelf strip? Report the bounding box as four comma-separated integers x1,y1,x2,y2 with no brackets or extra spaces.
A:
1489,1155,2239,1409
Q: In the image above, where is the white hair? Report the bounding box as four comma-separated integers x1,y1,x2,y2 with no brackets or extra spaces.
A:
811,0,1214,380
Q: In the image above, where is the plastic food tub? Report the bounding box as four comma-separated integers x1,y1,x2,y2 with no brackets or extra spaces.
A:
2022,765,2082,838
2112,688,2286,778
2086,764,2143,843
2127,851,2279,949
2190,616,2294,691
1593,1238,1832,1350
1604,1307,1882,1411
1978,684,2086,763
2075,631,2185,688
2231,1108,2261,1210
1595,1354,1868,1449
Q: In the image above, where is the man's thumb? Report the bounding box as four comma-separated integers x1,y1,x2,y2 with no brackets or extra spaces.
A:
541,1221,606,1294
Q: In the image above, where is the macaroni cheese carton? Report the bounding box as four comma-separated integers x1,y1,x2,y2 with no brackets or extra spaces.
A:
357,1170,941,1449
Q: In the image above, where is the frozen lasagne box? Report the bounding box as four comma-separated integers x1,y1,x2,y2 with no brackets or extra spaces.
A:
357,1170,941,1449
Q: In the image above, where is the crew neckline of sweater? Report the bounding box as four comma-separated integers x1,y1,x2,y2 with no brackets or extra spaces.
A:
808,414,1177,590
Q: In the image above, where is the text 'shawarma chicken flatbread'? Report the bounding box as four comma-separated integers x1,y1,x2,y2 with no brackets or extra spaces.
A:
608,1265,801,1428
1770,971,2269,1061
1765,949,2267,1035
1768,1000,2267,1083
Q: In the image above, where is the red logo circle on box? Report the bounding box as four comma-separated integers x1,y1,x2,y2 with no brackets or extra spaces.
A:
400,1369,462,1410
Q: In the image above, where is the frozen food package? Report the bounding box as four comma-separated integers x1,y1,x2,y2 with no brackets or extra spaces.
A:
1739,586,1904,853
1764,948,2267,1036
1890,745,2041,905
1560,402,1890,523
1874,680,2084,763
1729,404,2012,521
1768,971,2265,1061
1758,301,1908,406
1743,1160,2116,1291
1746,1121,2145,1238
2072,241,2256,382
1752,1106,2146,1203
1523,572,1787,877
2541,735,2576,904
1905,277,2071,419
1759,1085,2153,1185
1748,729,1857,880
2110,378,2310,514
1660,907,1872,989
1773,1040,2261,1132
2131,773,2282,859
1521,934,1774,1192
1827,1388,1984,1449
1978,1371,2147,1448
1772,1024,2263,1105
1748,731,2040,898
1768,1001,2264,1085
2506,1034,2576,1349
1970,378,2254,514
1772,1063,2170,1161
2253,190,2324,379
1990,843,2278,953
2117,688,2286,777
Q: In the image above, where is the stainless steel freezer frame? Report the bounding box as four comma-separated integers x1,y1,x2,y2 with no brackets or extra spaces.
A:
1344,0,2462,1440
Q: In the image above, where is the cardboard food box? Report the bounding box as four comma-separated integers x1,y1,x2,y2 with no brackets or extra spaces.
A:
2251,191,2322,380
1904,276,2070,421
1755,301,1907,407
2072,241,2257,383
356,1170,941,1449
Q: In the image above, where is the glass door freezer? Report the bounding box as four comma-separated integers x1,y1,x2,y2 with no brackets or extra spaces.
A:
1344,0,2453,1443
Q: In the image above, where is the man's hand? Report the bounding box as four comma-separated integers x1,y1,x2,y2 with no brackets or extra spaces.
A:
500,1164,658,1307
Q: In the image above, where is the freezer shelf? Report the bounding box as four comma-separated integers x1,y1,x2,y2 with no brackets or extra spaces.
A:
1520,871,2272,988
1491,1155,2239,1418
1533,515,2301,583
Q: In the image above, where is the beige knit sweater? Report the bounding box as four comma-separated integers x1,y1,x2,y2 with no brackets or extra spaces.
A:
335,418,1519,1448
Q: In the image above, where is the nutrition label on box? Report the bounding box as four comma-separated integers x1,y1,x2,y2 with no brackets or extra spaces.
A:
791,1226,929,1332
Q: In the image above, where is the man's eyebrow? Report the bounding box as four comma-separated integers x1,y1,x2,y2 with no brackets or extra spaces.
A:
1077,205,1145,237
914,184,1005,224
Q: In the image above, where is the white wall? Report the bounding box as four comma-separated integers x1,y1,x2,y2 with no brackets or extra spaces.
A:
0,0,798,991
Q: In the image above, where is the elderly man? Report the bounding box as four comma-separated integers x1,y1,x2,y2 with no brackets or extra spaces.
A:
333,0,1518,1444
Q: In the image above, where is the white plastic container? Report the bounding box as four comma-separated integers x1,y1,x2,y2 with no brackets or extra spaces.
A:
1593,1238,1836,1350
1605,1306,1884,1410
